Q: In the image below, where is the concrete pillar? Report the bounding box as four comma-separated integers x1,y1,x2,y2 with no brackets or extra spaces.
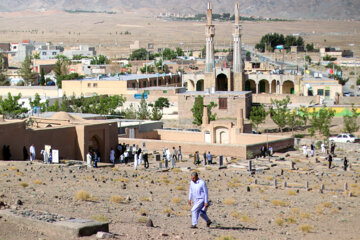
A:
256,83,259,94
202,106,209,125
237,108,244,130
280,84,283,94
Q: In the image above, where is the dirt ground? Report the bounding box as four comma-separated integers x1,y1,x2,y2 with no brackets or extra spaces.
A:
0,146,360,240
0,11,359,58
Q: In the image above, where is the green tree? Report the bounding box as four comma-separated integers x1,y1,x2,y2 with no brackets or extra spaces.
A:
19,56,37,85
91,55,110,65
176,47,184,57
308,107,335,138
140,65,155,74
40,68,45,86
306,43,314,52
129,48,153,61
54,55,70,88
0,93,28,119
136,95,150,120
47,99,60,112
123,103,137,119
286,109,303,134
29,93,49,112
343,105,360,134
0,54,9,86
191,95,217,126
269,96,291,132
298,106,310,127
162,48,177,60
305,55,312,64
150,106,163,120
249,104,267,131
33,52,40,59
154,97,170,112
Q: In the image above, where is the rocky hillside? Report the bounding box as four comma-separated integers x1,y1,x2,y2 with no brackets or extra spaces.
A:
0,0,359,20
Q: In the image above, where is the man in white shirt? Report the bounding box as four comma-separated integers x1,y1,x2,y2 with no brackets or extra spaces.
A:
29,144,36,162
86,151,92,168
188,172,212,228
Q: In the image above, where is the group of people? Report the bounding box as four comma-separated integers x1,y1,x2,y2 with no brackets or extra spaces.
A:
193,151,213,166
260,145,274,158
86,150,101,168
162,146,182,168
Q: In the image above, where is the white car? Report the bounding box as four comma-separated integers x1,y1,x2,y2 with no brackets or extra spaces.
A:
329,133,358,143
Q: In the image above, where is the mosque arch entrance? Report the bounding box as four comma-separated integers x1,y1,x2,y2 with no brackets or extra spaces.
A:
216,74,228,91
196,80,204,91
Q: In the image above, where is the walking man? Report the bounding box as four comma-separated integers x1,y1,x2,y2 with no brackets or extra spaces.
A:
86,151,92,168
177,146,182,162
188,172,212,229
29,144,36,162
310,143,315,157
321,142,326,154
328,154,333,169
172,147,178,162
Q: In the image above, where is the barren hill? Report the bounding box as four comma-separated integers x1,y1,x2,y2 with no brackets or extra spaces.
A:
0,0,359,20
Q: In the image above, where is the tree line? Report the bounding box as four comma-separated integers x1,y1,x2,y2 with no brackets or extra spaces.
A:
249,96,359,140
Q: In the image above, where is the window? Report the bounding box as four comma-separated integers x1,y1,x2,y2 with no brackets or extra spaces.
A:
87,83,91,87
159,79,162,85
219,98,227,110
42,52,47,55
317,89,324,96
52,52,57,56
93,83,98,87
143,81,147,87
154,80,156,85
132,83,135,88
308,90,313,96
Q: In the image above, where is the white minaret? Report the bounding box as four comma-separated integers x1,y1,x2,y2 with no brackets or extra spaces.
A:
233,2,242,73
205,2,215,73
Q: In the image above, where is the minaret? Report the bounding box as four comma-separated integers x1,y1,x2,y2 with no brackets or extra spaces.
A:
205,2,215,73
232,2,242,73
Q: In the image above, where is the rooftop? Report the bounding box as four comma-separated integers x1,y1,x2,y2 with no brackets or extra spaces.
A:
64,74,175,82
180,91,251,96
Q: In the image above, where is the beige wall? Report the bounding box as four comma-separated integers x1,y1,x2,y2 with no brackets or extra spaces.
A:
253,94,318,104
0,120,118,162
62,80,128,97
157,130,203,143
0,86,60,98
178,92,252,123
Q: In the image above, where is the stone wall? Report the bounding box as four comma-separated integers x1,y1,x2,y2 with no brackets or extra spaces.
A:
0,86,60,98
338,97,360,105
253,94,318,105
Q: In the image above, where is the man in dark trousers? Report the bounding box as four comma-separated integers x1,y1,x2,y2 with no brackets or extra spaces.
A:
328,154,333,169
343,157,348,171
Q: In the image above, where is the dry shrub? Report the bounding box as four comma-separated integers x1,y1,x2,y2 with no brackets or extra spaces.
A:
287,190,297,196
114,178,129,183
331,208,339,214
171,197,181,204
223,198,236,205
15,172,24,176
140,197,150,202
91,215,109,223
138,208,148,216
315,205,324,214
322,202,332,208
161,175,168,179
230,211,240,219
138,217,148,223
299,212,311,219
112,167,119,171
175,186,185,191
181,205,191,211
240,214,252,223
110,195,124,203
215,235,237,240
20,182,29,188
9,167,17,171
290,208,300,214
162,207,173,214
253,202,259,208
275,218,284,226
285,217,296,224
299,224,314,233
271,200,290,207
258,188,264,193
162,179,170,185
171,168,181,173
205,166,213,170
228,179,242,189
266,176,274,181
75,190,91,201
33,179,42,185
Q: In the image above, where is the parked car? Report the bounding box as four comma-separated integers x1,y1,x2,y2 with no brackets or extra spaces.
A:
329,133,358,143
343,92,354,97
185,128,201,132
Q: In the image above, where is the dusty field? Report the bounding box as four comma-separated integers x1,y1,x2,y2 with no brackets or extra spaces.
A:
0,147,360,240
0,11,360,58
